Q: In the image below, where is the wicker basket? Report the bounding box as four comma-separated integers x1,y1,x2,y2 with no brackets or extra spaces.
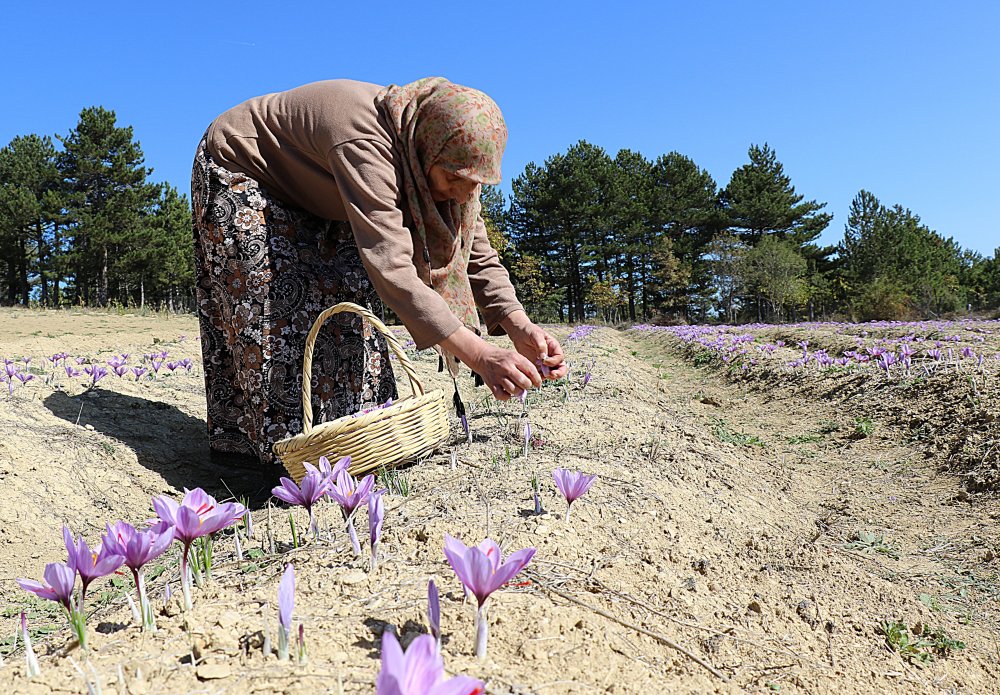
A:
273,302,449,483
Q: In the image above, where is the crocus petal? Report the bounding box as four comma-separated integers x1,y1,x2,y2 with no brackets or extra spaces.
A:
400,634,443,694
427,580,440,639
443,536,476,595
461,546,498,606
476,539,502,572
429,675,486,695
488,547,537,595
16,579,59,602
278,563,295,631
376,631,406,695
272,478,302,506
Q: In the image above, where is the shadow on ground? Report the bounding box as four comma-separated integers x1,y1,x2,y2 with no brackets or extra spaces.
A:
43,390,280,507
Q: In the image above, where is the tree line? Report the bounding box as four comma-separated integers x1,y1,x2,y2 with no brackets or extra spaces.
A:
485,141,1000,324
4,109,998,324
0,107,193,309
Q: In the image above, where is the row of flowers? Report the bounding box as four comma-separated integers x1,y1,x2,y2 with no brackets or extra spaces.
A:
16,455,598,693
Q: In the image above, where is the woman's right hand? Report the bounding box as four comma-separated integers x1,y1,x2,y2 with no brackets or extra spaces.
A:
473,344,542,401
439,327,541,401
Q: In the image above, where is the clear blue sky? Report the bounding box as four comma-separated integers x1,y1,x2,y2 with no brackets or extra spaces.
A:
4,1,997,256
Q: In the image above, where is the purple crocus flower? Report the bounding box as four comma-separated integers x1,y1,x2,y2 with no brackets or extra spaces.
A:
369,490,385,572
131,366,148,381
443,534,536,659
75,357,87,365
166,361,179,372
272,470,329,537
83,364,108,387
552,469,597,522
277,562,295,660
153,488,245,610
376,632,484,695
63,526,125,604
112,364,129,378
17,562,77,613
314,454,350,482
150,359,163,375
102,520,174,629
14,371,33,386
65,365,81,378
328,469,376,555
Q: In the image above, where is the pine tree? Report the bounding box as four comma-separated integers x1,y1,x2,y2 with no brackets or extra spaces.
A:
58,106,159,306
0,134,65,305
722,143,832,247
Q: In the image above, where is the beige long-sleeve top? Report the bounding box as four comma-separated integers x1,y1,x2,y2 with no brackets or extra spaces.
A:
206,79,522,350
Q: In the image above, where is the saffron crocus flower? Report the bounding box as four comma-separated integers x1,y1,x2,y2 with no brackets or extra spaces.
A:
552,469,597,523
272,470,329,538
376,632,484,695
83,364,108,387
277,563,295,660
153,488,245,610
369,490,385,572
131,366,147,381
428,580,441,652
17,562,76,613
327,469,375,555
65,365,81,378
63,526,125,604
102,520,175,630
14,371,34,386
21,613,40,678
315,454,350,482
112,364,129,378
443,535,536,659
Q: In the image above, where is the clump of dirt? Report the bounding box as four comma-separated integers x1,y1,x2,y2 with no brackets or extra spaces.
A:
0,310,998,694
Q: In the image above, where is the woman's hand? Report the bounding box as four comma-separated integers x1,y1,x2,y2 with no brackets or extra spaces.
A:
501,311,567,380
439,326,541,401
474,344,542,401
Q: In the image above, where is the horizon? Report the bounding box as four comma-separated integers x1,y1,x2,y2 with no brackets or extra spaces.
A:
3,2,997,257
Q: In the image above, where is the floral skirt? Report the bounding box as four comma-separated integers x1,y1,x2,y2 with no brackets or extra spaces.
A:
190,135,396,467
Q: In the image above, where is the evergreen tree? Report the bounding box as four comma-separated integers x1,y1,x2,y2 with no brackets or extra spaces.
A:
58,106,159,306
722,143,832,247
0,134,65,305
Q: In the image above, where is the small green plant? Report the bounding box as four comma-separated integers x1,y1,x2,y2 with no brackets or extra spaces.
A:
818,419,840,434
854,417,875,438
377,466,411,497
712,418,766,447
880,620,965,664
693,352,713,367
844,530,899,559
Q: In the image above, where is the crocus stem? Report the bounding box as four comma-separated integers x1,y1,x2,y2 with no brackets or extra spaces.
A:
277,625,290,661
180,545,193,611
309,508,318,540
564,504,572,524
130,567,143,614
138,571,156,632
370,541,378,574
475,603,489,660
346,516,361,556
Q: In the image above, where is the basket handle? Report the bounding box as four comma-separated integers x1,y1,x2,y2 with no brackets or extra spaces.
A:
301,302,424,435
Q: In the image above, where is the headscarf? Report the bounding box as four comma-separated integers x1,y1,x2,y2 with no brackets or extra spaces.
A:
375,77,507,375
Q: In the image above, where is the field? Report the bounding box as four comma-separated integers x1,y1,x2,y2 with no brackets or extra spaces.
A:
0,308,998,694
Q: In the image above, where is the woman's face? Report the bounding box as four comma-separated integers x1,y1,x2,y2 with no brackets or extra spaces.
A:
428,165,479,204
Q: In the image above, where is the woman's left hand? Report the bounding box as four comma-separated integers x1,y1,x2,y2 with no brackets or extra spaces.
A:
501,311,567,381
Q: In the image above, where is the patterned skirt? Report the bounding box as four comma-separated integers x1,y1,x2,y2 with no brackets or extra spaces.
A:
190,135,397,467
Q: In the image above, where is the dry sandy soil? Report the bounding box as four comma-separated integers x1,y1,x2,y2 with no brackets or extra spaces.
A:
0,308,998,694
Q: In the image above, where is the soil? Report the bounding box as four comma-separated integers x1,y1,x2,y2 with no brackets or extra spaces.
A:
0,308,998,694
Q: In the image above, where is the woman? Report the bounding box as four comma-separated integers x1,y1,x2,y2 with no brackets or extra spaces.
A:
191,77,566,466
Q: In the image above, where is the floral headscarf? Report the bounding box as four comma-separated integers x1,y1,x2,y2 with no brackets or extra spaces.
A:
375,77,507,371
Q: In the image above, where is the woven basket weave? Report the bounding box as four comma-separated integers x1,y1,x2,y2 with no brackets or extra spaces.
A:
273,302,449,483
